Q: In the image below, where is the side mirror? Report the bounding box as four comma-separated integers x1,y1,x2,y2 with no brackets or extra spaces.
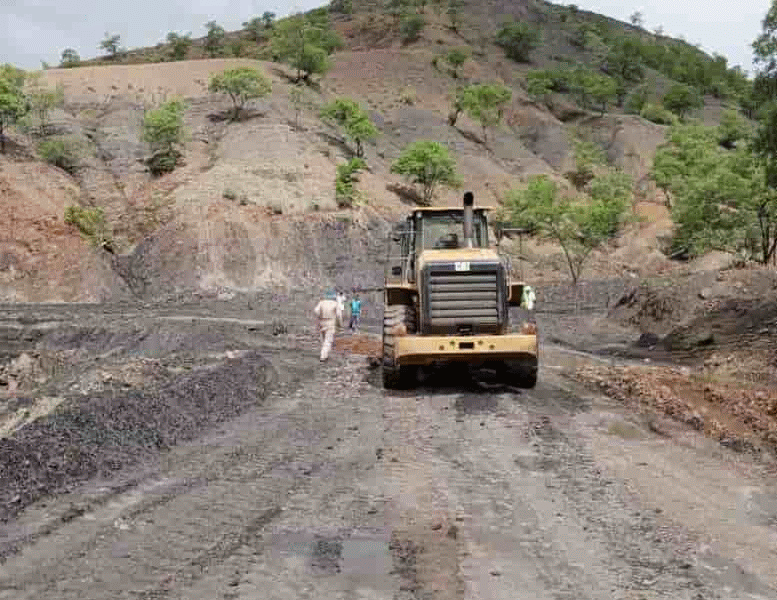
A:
391,266,402,276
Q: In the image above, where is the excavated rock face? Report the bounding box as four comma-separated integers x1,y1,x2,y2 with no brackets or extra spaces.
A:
119,207,392,299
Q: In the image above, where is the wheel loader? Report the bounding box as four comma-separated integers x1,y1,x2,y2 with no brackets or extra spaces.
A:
382,191,538,389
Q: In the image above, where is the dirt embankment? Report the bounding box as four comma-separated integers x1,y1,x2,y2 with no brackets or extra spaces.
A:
572,264,777,458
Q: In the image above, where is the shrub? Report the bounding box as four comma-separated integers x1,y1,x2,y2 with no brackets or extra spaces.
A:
495,20,541,63
38,136,85,175
400,13,425,43
335,157,367,207
64,206,113,250
330,0,353,14
399,87,417,105
142,99,186,175
640,103,677,125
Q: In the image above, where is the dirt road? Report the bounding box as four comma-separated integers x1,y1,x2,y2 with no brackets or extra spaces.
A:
0,301,775,599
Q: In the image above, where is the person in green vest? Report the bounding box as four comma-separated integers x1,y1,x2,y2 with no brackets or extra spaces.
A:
520,285,536,311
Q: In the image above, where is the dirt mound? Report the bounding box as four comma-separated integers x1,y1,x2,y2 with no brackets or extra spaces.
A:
609,266,777,336
0,350,273,523
577,364,777,455
662,297,777,353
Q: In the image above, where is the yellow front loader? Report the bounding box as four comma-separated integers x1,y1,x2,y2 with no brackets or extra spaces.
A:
382,191,538,389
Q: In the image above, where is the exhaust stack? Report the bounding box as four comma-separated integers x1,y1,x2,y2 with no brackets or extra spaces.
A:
463,191,474,248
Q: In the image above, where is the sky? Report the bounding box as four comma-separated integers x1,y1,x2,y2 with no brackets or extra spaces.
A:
0,0,773,72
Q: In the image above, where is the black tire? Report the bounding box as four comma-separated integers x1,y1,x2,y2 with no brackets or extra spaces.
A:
382,304,417,389
507,356,538,389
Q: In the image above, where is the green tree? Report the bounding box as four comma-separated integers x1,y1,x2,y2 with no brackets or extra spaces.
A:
141,98,186,175
495,20,541,63
209,67,272,120
243,17,270,42
271,13,343,82
444,47,469,78
503,175,626,284
458,83,512,145
262,11,276,28
629,11,644,28
60,48,80,68
320,98,379,158
204,21,226,57
390,140,462,205
99,33,122,59
653,123,777,263
0,71,28,153
662,84,703,119
399,13,425,43
386,0,410,23
166,32,192,61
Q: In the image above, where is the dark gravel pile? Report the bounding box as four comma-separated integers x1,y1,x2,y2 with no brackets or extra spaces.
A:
0,351,273,523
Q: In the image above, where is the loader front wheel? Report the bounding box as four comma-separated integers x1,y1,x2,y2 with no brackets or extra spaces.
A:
382,304,417,389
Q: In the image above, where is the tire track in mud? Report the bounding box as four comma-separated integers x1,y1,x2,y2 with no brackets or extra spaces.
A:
381,387,466,600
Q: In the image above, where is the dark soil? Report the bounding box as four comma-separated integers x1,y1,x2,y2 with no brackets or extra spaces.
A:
0,351,273,523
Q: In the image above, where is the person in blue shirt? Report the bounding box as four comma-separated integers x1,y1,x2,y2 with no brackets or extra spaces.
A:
349,294,362,332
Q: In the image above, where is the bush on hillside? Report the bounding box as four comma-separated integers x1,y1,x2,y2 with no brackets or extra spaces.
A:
38,136,85,175
495,20,541,63
64,206,113,251
400,14,425,44
640,103,677,126
335,157,367,207
142,99,186,175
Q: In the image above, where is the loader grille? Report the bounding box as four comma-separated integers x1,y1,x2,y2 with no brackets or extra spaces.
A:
422,262,505,334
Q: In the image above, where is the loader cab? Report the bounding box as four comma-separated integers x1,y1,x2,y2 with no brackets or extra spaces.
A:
386,207,491,287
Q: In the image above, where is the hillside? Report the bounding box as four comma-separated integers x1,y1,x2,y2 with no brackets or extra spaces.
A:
0,0,752,301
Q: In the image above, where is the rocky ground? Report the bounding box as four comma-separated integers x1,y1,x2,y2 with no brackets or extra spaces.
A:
0,283,775,599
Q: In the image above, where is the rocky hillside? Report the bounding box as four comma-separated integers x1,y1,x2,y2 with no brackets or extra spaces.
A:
0,0,745,301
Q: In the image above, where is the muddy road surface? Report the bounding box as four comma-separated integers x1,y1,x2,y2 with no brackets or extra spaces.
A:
0,297,775,599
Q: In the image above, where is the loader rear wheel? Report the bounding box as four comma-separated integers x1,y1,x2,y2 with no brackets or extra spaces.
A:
382,304,417,389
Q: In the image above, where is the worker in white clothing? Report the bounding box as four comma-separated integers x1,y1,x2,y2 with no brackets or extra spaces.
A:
314,290,343,361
